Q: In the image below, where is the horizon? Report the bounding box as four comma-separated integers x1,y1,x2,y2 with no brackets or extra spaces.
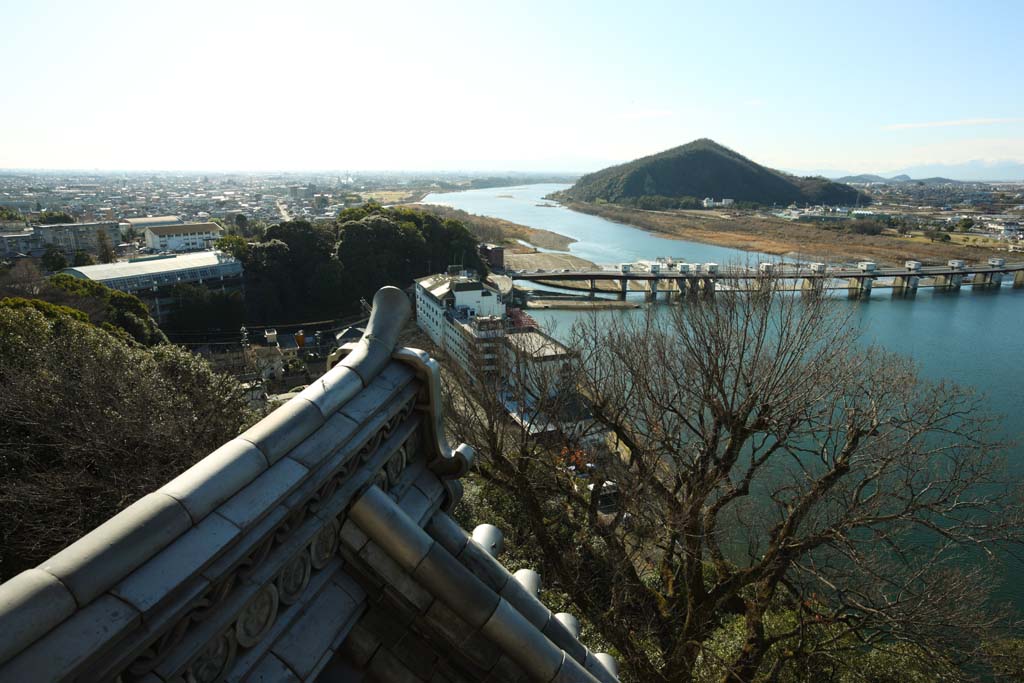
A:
2,0,1023,178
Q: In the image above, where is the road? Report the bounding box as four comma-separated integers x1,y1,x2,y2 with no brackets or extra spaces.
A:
276,199,291,222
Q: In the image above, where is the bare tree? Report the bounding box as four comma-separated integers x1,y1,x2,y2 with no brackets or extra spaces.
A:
445,279,1023,682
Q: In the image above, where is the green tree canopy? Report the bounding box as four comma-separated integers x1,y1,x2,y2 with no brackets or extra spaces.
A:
0,206,25,222
335,214,427,303
215,234,250,261
0,305,254,578
40,244,67,272
36,210,76,224
47,273,167,345
165,283,245,332
72,250,95,266
97,229,117,263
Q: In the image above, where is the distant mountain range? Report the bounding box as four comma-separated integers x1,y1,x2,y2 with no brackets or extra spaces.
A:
803,161,1024,183
833,174,967,185
560,139,866,206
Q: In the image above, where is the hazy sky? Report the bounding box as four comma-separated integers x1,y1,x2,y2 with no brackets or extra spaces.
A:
1,0,1021,173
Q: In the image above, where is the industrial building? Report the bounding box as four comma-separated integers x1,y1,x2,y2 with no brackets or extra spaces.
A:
62,250,243,324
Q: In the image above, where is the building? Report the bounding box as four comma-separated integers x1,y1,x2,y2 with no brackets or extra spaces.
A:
0,229,42,259
144,222,223,252
62,250,243,324
415,273,508,381
414,273,503,343
479,243,506,270
124,215,183,233
414,271,578,398
702,197,735,208
33,221,121,258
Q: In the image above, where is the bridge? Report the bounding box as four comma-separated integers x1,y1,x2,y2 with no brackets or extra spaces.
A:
511,259,1024,300
0,288,619,683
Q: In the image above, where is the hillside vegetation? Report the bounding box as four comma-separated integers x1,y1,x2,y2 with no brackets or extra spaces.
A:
560,138,866,206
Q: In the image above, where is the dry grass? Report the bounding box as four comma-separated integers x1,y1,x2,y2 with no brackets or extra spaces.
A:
568,202,1009,266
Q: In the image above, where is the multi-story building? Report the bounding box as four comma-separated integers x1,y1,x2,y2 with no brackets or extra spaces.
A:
144,222,223,252
414,273,508,380
413,271,574,392
62,250,243,324
34,221,121,258
0,229,42,259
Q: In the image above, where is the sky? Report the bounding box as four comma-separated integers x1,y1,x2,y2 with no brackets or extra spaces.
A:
1,0,1022,175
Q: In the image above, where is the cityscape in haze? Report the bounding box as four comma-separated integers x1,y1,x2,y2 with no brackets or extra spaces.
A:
2,2,1024,683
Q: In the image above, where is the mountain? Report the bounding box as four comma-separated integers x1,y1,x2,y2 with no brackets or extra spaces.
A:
887,160,1024,182
834,174,890,183
833,173,965,185
561,139,866,206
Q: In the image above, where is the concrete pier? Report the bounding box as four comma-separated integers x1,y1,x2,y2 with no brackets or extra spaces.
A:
933,273,963,291
800,263,827,296
847,276,873,299
935,260,965,292
972,272,1002,288
892,275,919,297
801,277,825,296
974,258,1006,289
644,279,658,302
893,261,920,297
1015,270,1024,288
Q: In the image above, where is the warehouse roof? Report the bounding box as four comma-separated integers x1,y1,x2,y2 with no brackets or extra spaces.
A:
62,250,239,281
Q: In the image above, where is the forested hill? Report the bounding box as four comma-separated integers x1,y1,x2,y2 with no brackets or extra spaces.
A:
560,139,867,206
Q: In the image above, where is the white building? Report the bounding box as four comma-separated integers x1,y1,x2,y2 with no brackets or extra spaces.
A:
62,250,243,323
414,273,504,345
702,197,735,208
144,222,223,252
414,273,506,379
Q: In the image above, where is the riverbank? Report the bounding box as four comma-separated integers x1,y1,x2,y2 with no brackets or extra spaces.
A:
399,203,576,251
562,201,1009,266
525,298,639,310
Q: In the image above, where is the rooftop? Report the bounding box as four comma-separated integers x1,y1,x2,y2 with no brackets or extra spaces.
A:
415,273,495,302
124,215,182,227
62,250,239,281
506,329,570,359
145,222,222,237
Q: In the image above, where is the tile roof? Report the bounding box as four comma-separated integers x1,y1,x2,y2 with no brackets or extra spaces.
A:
0,287,619,683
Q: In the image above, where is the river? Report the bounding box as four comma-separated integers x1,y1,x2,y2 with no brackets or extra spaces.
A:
422,183,1024,609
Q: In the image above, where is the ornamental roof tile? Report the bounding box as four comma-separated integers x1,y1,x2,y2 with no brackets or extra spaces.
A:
0,287,618,683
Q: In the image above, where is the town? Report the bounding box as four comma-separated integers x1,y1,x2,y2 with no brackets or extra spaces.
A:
2,0,1024,678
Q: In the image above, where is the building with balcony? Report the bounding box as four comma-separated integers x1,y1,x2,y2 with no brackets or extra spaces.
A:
33,221,121,259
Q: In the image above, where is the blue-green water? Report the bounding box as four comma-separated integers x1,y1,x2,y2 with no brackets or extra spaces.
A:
424,183,1024,609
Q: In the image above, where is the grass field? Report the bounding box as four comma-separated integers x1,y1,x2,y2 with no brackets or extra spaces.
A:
565,202,1012,266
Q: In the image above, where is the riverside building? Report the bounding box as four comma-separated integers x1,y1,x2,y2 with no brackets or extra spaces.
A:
413,271,571,388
